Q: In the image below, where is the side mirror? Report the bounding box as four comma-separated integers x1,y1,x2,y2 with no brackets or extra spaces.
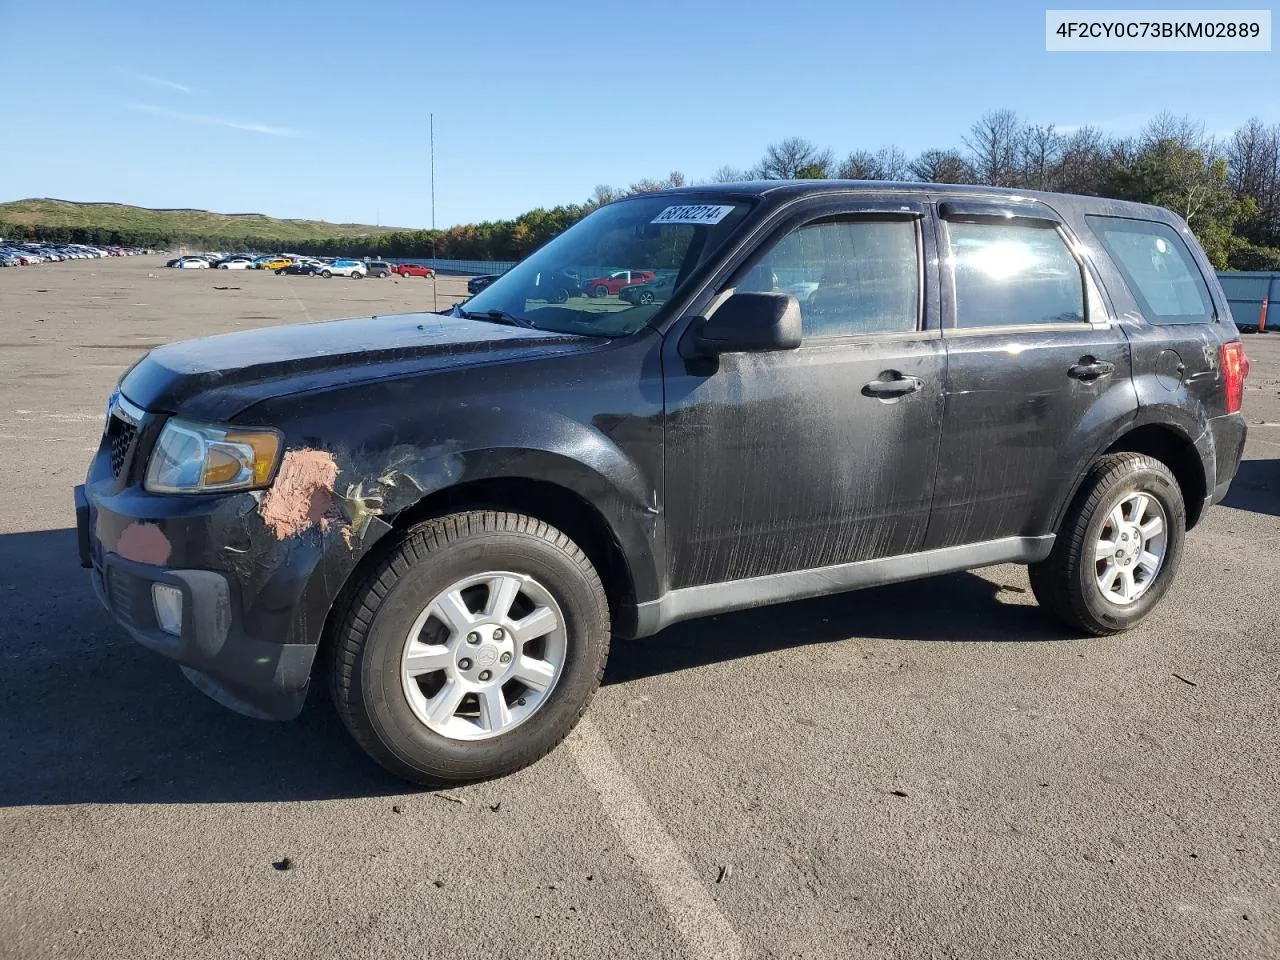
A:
693,292,802,355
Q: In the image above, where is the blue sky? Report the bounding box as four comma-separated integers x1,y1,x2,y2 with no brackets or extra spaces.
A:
2,0,1276,228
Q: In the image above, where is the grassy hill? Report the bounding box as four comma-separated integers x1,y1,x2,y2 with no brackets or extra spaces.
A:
0,198,411,244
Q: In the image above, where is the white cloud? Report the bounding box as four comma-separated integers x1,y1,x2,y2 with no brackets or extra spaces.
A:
128,103,301,138
124,71,191,94
1056,115,1148,136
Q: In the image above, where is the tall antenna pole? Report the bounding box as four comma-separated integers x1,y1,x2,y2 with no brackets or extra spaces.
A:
429,113,436,232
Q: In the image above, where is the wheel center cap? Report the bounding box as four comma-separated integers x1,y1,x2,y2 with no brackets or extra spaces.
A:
474,644,499,669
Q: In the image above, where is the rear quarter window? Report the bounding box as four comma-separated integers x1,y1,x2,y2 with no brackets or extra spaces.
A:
1086,216,1215,324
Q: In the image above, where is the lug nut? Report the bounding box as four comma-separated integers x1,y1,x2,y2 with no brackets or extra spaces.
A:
478,670,492,682
493,628,505,640
500,652,512,664
458,658,472,670
466,631,480,645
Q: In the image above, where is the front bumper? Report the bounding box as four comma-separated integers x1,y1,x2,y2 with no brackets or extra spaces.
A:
74,391,387,720
93,550,314,719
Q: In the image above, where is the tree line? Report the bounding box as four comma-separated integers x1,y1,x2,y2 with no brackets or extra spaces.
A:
6,110,1280,270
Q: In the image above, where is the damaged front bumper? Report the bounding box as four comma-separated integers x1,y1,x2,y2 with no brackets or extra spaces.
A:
76,429,386,720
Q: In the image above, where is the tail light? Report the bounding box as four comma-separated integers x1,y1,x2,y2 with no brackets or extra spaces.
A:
1222,340,1250,413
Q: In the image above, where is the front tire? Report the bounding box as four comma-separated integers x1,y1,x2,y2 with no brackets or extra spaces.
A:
320,270,332,278
593,284,609,298
330,511,610,786
1029,453,1185,635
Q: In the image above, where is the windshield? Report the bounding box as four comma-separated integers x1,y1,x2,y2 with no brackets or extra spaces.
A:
460,195,752,337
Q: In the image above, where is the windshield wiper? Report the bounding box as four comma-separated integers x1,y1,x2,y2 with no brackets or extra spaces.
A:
460,308,538,329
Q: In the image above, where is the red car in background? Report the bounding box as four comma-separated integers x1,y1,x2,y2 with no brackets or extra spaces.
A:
393,262,435,278
584,270,654,297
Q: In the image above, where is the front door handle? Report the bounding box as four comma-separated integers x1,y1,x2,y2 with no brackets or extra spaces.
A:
862,374,923,399
1068,358,1115,381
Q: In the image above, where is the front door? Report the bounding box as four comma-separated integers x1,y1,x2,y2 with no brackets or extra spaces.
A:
663,202,946,589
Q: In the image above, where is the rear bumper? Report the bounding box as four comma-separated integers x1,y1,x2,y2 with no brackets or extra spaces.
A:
1207,412,1248,508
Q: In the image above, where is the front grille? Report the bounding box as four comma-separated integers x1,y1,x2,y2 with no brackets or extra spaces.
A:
106,412,138,478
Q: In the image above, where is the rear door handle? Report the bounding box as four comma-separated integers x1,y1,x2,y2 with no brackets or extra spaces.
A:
862,375,923,399
1068,359,1115,381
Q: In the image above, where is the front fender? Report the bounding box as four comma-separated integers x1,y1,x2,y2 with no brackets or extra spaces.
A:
281,408,663,650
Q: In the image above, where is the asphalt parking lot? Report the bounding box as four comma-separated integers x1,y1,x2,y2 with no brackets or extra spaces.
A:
1,257,1277,960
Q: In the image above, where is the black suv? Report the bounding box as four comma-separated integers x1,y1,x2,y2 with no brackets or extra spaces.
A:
76,182,1249,786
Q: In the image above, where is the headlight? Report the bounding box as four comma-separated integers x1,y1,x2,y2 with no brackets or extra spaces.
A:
145,419,282,494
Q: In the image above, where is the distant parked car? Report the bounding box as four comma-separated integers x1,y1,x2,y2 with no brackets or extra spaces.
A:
366,261,393,279
393,262,435,278
530,269,584,303
584,270,655,297
172,257,210,269
468,274,501,295
216,257,254,270
618,273,675,305
277,260,323,276
257,257,293,271
319,259,366,279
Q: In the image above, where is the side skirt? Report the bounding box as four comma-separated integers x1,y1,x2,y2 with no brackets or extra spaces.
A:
632,535,1055,637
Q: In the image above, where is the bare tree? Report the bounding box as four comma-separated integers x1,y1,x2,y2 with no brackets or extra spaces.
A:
589,184,618,207
627,171,687,194
709,165,750,183
908,149,974,184
875,145,910,180
1019,123,1062,190
756,137,834,180
837,149,883,179
1227,118,1280,228
1055,126,1109,195
964,109,1023,186
1142,112,1207,151
835,146,909,180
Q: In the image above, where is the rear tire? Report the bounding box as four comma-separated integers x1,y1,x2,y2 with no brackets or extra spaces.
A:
1029,452,1185,635
320,270,332,278
593,285,609,298
330,511,610,786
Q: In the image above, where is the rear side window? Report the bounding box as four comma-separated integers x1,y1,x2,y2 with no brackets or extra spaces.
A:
946,222,1085,328
1086,216,1214,324
742,218,920,338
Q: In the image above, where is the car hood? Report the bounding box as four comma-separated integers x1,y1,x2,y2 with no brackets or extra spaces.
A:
120,311,599,420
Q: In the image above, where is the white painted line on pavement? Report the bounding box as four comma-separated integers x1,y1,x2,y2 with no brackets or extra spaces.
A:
569,716,744,960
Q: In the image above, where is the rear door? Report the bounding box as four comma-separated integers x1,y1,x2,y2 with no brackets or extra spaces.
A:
925,198,1135,550
662,198,946,587
1084,213,1246,492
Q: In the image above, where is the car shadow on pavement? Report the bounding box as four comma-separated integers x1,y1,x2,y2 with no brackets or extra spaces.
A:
1220,457,1279,517
605,567,1072,686
0,527,1070,807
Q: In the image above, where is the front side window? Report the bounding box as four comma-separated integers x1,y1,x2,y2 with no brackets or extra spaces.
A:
461,195,752,337
947,221,1085,328
739,217,920,338
1086,216,1214,324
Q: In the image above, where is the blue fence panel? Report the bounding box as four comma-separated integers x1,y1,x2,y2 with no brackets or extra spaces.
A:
1217,271,1279,331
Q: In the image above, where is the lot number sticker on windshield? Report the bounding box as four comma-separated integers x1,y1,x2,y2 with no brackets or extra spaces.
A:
651,204,736,226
